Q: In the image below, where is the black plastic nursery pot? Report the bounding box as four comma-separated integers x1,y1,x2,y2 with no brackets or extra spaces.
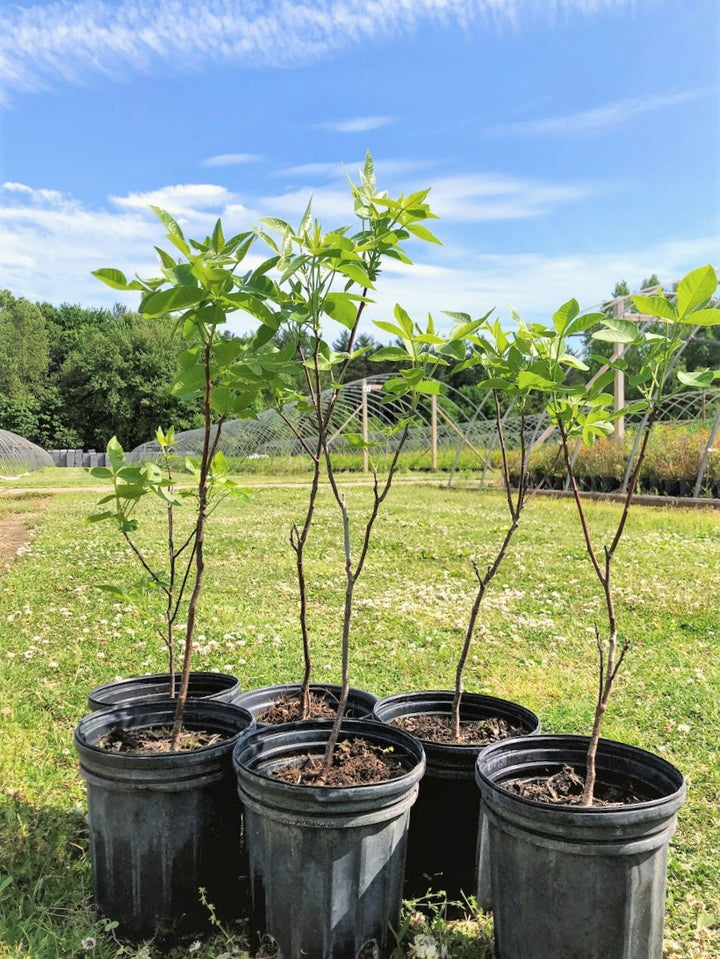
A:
87,670,242,711
372,690,540,908
474,735,686,959
74,699,254,940
234,682,377,723
233,718,425,959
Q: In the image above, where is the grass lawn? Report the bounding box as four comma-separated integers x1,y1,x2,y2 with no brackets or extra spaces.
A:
0,476,718,958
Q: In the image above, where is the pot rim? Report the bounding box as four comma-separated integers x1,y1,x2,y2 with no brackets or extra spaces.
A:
373,689,540,749
475,733,686,816
233,717,426,796
75,698,254,761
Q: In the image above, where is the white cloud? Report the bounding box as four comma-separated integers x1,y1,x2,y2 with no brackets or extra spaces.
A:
370,239,720,334
428,172,595,221
1,179,716,340
109,184,241,218
317,116,394,133
275,158,437,180
487,89,709,137
0,0,645,103
201,153,263,168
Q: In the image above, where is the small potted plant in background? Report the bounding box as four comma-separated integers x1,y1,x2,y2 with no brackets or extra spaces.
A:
372,313,563,906
475,265,719,959
86,428,245,711
233,155,456,959
74,209,284,939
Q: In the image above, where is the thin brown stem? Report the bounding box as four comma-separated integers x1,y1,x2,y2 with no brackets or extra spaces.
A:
171,340,217,746
451,395,527,738
559,412,656,805
290,432,324,717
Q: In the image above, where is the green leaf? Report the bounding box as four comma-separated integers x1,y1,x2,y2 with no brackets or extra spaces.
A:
393,304,414,337
405,222,442,245
677,368,717,388
106,436,125,473
90,466,113,479
369,346,410,362
92,268,131,291
260,216,292,235
552,299,579,335
517,371,558,391
677,307,720,327
631,294,677,322
141,286,205,316
591,318,640,344
324,294,359,330
335,260,374,289
154,246,177,270
87,511,115,523
374,320,408,340
151,206,190,256
154,486,182,506
413,380,443,395
677,265,717,317
558,353,589,371
211,218,225,252
565,312,606,337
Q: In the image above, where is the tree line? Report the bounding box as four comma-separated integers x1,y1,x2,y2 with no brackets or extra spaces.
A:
1,278,718,453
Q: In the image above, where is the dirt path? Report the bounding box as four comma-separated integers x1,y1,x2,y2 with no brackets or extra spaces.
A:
0,497,51,571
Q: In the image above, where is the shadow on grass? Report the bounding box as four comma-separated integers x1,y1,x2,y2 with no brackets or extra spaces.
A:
0,796,97,957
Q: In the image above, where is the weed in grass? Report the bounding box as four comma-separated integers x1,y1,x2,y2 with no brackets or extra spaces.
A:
390,893,494,958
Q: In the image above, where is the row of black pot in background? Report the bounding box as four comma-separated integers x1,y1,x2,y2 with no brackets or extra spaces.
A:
74,671,686,959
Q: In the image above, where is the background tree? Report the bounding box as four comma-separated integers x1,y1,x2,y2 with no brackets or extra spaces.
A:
0,291,50,438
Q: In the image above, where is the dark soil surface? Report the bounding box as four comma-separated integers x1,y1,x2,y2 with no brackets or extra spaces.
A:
504,764,643,806
271,736,408,787
257,691,340,724
97,725,231,754
392,713,523,746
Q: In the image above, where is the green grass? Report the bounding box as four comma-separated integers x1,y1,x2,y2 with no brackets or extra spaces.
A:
0,479,718,957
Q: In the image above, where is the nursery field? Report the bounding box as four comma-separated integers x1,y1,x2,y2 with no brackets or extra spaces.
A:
0,477,718,958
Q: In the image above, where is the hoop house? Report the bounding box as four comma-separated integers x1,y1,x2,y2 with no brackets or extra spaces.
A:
0,430,53,477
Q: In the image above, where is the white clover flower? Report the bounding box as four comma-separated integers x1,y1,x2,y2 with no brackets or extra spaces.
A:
81,937,96,951
409,933,441,959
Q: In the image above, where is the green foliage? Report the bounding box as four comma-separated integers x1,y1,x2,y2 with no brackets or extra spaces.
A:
0,292,50,401
90,208,282,729
586,270,720,402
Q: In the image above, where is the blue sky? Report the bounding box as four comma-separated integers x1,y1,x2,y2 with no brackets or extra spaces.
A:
1,0,718,338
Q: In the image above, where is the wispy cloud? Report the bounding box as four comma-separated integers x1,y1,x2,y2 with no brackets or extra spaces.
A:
0,0,643,103
316,116,393,133
201,153,263,168
5,172,714,337
275,158,437,180
487,89,709,137
110,184,242,218
428,172,596,221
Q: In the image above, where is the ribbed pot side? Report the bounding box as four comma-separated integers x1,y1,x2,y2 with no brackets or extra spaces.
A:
372,690,540,907
234,682,377,723
475,735,686,959
75,700,254,940
87,670,242,711
233,719,425,959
